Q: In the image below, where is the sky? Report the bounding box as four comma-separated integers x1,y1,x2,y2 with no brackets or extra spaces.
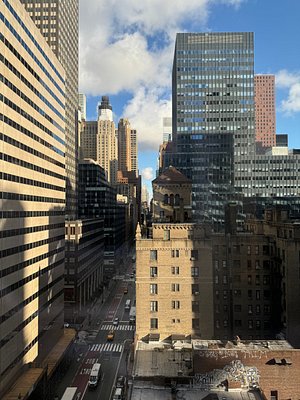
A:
79,0,300,194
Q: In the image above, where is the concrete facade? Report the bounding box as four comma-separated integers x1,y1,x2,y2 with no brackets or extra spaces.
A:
21,0,79,218
0,0,65,394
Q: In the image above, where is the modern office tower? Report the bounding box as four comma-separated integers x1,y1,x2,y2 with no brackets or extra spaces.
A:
118,118,138,176
163,117,172,143
0,1,66,395
78,160,127,277
172,32,255,225
78,93,87,121
21,0,79,218
254,75,276,149
80,120,97,161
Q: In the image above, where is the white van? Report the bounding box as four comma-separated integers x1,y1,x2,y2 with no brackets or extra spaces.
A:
88,363,102,388
125,299,131,310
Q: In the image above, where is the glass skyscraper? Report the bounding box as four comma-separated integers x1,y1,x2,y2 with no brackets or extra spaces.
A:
172,32,255,226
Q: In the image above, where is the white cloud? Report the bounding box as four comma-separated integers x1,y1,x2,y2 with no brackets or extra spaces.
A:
276,70,300,114
123,87,172,151
141,167,154,181
79,0,246,150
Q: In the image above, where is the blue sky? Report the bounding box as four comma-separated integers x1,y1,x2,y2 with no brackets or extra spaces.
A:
79,0,300,194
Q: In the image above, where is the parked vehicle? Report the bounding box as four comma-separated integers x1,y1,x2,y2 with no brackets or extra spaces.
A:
116,375,127,389
113,387,123,400
125,299,131,310
129,306,136,325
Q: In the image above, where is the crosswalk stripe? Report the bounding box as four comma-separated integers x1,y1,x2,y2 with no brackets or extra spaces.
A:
89,343,124,353
100,324,134,331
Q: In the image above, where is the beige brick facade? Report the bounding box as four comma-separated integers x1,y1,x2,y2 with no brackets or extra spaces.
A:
136,223,214,341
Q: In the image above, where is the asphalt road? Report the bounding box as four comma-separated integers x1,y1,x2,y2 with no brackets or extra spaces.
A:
55,266,135,400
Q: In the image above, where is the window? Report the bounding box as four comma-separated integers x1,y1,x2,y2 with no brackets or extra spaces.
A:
171,283,180,292
164,230,170,241
248,275,252,284
248,320,253,329
222,260,227,268
264,290,270,299
150,284,158,294
263,275,270,285
264,305,271,315
191,267,199,277
223,319,228,328
248,289,253,298
255,260,260,270
192,301,199,312
256,305,261,315
191,250,198,260
248,305,253,314
256,320,261,329
192,284,199,295
234,289,241,297
150,301,158,312
223,275,228,284
223,305,228,312
171,249,180,258
233,274,241,283
150,318,158,329
216,320,220,329
235,320,242,327
150,250,157,260
247,260,252,270
255,275,260,285
256,290,260,300
163,194,168,204
233,260,240,268
214,260,219,271
223,290,228,300
150,267,158,277
192,318,199,329
215,275,219,284
172,300,180,309
247,245,251,255
171,266,180,275
234,304,241,312
255,245,259,255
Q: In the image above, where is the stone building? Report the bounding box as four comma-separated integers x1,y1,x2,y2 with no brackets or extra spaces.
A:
152,166,192,223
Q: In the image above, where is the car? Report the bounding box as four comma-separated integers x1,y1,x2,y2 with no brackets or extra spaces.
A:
116,375,127,389
123,287,128,294
113,317,119,326
107,330,115,341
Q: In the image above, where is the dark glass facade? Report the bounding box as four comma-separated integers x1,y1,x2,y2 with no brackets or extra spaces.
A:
172,32,255,226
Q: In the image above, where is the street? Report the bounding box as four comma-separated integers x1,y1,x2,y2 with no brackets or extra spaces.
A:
54,266,135,400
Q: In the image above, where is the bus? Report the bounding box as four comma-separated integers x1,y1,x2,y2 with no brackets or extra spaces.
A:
61,387,77,400
88,363,102,388
125,299,131,310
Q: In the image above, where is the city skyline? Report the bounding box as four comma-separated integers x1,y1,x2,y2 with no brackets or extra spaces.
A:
79,0,300,191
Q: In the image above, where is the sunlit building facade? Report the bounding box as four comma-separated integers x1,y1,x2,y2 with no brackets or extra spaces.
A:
0,0,65,394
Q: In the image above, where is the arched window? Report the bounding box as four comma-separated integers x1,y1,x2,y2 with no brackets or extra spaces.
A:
170,194,174,206
175,194,180,206
163,194,168,204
